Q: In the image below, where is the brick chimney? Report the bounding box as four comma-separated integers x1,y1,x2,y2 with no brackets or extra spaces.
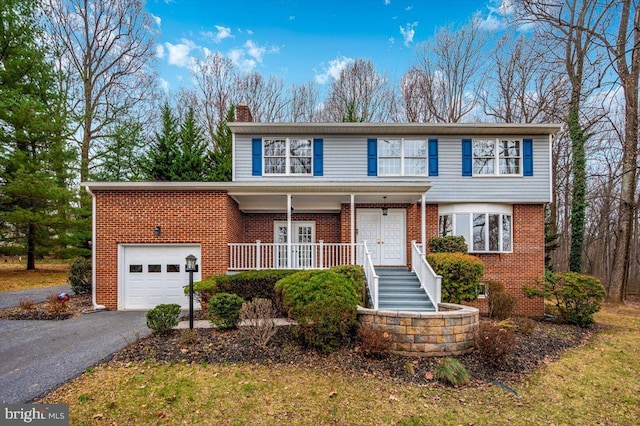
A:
236,103,253,122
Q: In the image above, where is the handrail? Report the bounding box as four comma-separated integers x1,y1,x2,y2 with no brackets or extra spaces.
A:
228,242,358,270
411,241,441,311
361,240,379,309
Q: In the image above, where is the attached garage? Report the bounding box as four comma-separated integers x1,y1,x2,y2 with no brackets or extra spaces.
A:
118,244,202,310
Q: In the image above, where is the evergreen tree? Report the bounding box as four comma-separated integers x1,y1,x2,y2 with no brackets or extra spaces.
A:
208,105,234,181
0,0,73,269
144,103,179,181
92,121,148,181
176,107,208,181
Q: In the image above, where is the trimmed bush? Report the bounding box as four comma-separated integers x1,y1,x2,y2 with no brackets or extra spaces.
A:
275,270,358,352
330,264,366,304
69,257,92,295
428,236,468,253
208,292,244,330
434,357,470,386
524,270,605,327
357,323,393,358
475,320,516,364
486,281,517,320
427,252,484,303
146,304,181,334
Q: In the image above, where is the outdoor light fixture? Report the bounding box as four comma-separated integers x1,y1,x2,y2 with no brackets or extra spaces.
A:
185,254,198,330
153,225,161,236
381,196,388,216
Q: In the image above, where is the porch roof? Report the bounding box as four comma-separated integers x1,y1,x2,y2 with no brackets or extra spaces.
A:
82,181,432,213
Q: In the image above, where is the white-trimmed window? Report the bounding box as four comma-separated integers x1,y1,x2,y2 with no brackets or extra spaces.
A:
378,139,427,176
264,138,312,175
473,139,521,176
438,204,513,253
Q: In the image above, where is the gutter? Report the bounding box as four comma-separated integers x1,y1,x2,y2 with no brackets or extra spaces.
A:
85,186,106,311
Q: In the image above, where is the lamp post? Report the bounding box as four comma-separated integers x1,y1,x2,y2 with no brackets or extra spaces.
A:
185,254,198,330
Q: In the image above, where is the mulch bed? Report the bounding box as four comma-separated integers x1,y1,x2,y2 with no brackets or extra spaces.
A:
112,317,596,387
0,294,93,320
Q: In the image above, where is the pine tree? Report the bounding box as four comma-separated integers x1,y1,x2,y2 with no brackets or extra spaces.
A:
144,103,179,181
176,107,208,181
208,105,234,181
0,0,73,269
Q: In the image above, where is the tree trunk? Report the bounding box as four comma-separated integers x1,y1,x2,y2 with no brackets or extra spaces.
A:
568,102,587,272
27,223,36,270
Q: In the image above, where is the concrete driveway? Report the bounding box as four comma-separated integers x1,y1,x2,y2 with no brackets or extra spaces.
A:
0,310,150,403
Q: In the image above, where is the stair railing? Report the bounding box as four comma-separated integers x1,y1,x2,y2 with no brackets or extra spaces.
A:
411,241,441,312
361,240,379,309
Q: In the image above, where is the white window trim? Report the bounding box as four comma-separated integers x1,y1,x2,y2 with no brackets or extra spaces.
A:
263,137,313,176
378,138,428,177
438,204,513,254
273,221,316,243
472,138,523,177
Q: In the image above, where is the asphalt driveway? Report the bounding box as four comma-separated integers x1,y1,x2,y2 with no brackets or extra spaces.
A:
0,285,72,310
0,310,150,403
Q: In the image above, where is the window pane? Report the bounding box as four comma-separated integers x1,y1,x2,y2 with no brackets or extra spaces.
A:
473,140,494,157
290,139,312,156
379,139,401,156
148,264,161,273
439,214,453,237
129,265,142,273
473,158,494,174
502,215,512,251
379,158,401,175
455,213,470,246
489,214,500,251
404,158,427,175
499,158,520,174
167,264,180,273
404,140,427,157
264,139,286,156
499,140,520,157
473,213,486,251
290,157,311,174
265,157,286,174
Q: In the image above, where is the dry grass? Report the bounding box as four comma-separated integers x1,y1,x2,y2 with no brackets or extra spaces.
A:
0,262,70,292
40,303,640,425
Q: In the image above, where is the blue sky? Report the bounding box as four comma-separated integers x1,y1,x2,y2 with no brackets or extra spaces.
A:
147,0,512,92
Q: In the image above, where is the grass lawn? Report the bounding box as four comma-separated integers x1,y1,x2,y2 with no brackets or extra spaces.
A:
0,262,70,292
40,303,640,425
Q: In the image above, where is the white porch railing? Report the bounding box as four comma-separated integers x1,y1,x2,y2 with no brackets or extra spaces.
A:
360,240,379,309
411,240,441,311
228,241,358,270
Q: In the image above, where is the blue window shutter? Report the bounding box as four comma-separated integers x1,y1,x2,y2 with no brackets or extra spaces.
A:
251,138,262,176
523,138,533,176
313,138,323,176
462,139,472,176
367,138,378,176
428,138,438,176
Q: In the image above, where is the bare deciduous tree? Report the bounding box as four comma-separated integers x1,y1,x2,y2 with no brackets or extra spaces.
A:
286,81,320,122
236,72,287,123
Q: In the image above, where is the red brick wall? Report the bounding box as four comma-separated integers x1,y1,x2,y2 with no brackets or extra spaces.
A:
425,204,545,317
243,213,341,242
94,190,230,309
226,197,243,243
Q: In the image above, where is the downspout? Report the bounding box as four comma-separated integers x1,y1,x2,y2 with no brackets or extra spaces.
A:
85,186,105,311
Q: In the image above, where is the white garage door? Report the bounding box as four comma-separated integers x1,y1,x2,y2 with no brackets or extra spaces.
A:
121,245,202,310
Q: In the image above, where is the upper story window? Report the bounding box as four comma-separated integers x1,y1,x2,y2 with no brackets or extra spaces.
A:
473,139,521,176
438,204,513,253
378,139,428,176
264,138,312,175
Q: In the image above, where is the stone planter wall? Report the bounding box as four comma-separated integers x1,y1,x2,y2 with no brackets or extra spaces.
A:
357,304,479,357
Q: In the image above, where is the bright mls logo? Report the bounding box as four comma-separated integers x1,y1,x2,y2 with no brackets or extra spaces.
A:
1,404,68,425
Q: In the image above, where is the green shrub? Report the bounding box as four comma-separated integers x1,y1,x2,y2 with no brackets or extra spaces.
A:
426,252,484,303
146,304,181,334
486,281,517,320
217,270,298,300
434,357,470,386
185,277,218,311
69,257,92,295
208,292,244,330
475,320,516,364
428,236,468,253
524,270,605,327
330,264,366,303
275,270,358,352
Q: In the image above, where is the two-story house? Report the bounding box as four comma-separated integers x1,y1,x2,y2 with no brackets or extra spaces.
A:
85,104,560,317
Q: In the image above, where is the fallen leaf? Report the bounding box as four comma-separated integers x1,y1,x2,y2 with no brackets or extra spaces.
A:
389,395,399,402
92,413,103,420
328,391,338,398
424,372,434,381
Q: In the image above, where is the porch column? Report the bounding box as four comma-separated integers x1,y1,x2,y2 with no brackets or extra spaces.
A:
287,194,292,269
421,192,426,253
350,194,355,264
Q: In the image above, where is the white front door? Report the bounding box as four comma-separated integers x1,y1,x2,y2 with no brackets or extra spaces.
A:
357,209,406,265
274,221,315,268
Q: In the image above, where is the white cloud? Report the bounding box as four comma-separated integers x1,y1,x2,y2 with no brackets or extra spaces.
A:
405,5,413,11
226,40,280,73
151,14,161,27
165,39,196,67
314,56,354,85
478,14,505,31
155,44,165,59
246,29,254,35
384,0,391,5
201,25,232,43
289,15,295,21
388,37,395,45
229,48,257,73
400,22,418,46
159,78,169,92
478,0,520,31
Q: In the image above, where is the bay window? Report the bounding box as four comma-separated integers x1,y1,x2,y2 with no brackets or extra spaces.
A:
438,204,513,253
